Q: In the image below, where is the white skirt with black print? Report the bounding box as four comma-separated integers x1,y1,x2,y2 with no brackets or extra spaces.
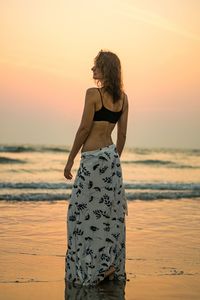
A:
65,143,128,286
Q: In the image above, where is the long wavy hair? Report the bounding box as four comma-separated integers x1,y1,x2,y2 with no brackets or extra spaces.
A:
94,50,123,103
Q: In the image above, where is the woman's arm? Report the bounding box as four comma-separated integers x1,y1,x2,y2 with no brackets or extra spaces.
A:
64,88,95,180
116,93,129,157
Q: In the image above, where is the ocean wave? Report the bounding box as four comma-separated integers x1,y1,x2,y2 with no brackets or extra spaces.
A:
0,181,199,190
125,191,200,200
124,182,200,190
0,191,199,201
0,145,36,153
0,157,26,164
0,145,69,153
127,147,200,155
121,159,199,168
122,159,173,165
0,182,72,189
42,146,69,153
0,193,71,201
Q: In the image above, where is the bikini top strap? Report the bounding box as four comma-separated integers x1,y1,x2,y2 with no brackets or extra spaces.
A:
97,88,103,106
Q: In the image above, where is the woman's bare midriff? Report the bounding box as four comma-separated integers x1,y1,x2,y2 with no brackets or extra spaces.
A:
81,121,116,153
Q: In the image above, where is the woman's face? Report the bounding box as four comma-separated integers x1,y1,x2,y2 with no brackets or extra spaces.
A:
91,64,103,81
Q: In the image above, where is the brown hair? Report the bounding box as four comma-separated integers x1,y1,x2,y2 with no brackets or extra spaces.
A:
94,50,123,103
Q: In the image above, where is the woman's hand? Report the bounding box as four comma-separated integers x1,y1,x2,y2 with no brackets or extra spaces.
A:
64,160,74,180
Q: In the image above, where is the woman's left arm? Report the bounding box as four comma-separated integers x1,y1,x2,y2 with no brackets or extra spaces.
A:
64,88,95,180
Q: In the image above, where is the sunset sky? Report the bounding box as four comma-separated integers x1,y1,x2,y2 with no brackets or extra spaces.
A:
1,0,199,149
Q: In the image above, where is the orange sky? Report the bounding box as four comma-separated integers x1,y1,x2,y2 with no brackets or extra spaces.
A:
0,0,200,148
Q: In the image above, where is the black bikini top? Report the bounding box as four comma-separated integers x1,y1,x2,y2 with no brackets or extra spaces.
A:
93,88,124,123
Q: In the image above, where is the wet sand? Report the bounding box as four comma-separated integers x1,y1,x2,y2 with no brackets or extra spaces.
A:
0,199,199,299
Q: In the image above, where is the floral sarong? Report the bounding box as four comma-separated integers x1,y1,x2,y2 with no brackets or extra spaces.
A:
65,143,128,286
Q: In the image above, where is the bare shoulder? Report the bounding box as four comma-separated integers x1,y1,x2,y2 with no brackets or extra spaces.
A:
86,87,98,95
85,87,98,104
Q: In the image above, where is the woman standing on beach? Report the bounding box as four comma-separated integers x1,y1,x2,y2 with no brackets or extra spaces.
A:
64,50,129,286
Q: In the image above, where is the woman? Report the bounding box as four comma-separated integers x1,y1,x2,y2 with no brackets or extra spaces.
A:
64,50,129,286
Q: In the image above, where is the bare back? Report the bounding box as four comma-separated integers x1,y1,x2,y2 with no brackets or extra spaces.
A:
81,88,128,153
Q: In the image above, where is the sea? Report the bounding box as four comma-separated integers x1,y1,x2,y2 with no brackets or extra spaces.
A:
0,143,200,299
0,143,200,202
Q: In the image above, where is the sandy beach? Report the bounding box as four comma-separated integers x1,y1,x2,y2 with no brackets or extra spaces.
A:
0,199,199,300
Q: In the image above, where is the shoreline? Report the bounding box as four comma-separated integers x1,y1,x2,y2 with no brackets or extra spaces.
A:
0,199,199,299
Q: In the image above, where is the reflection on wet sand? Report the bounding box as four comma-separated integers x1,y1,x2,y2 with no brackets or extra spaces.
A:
64,279,126,300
